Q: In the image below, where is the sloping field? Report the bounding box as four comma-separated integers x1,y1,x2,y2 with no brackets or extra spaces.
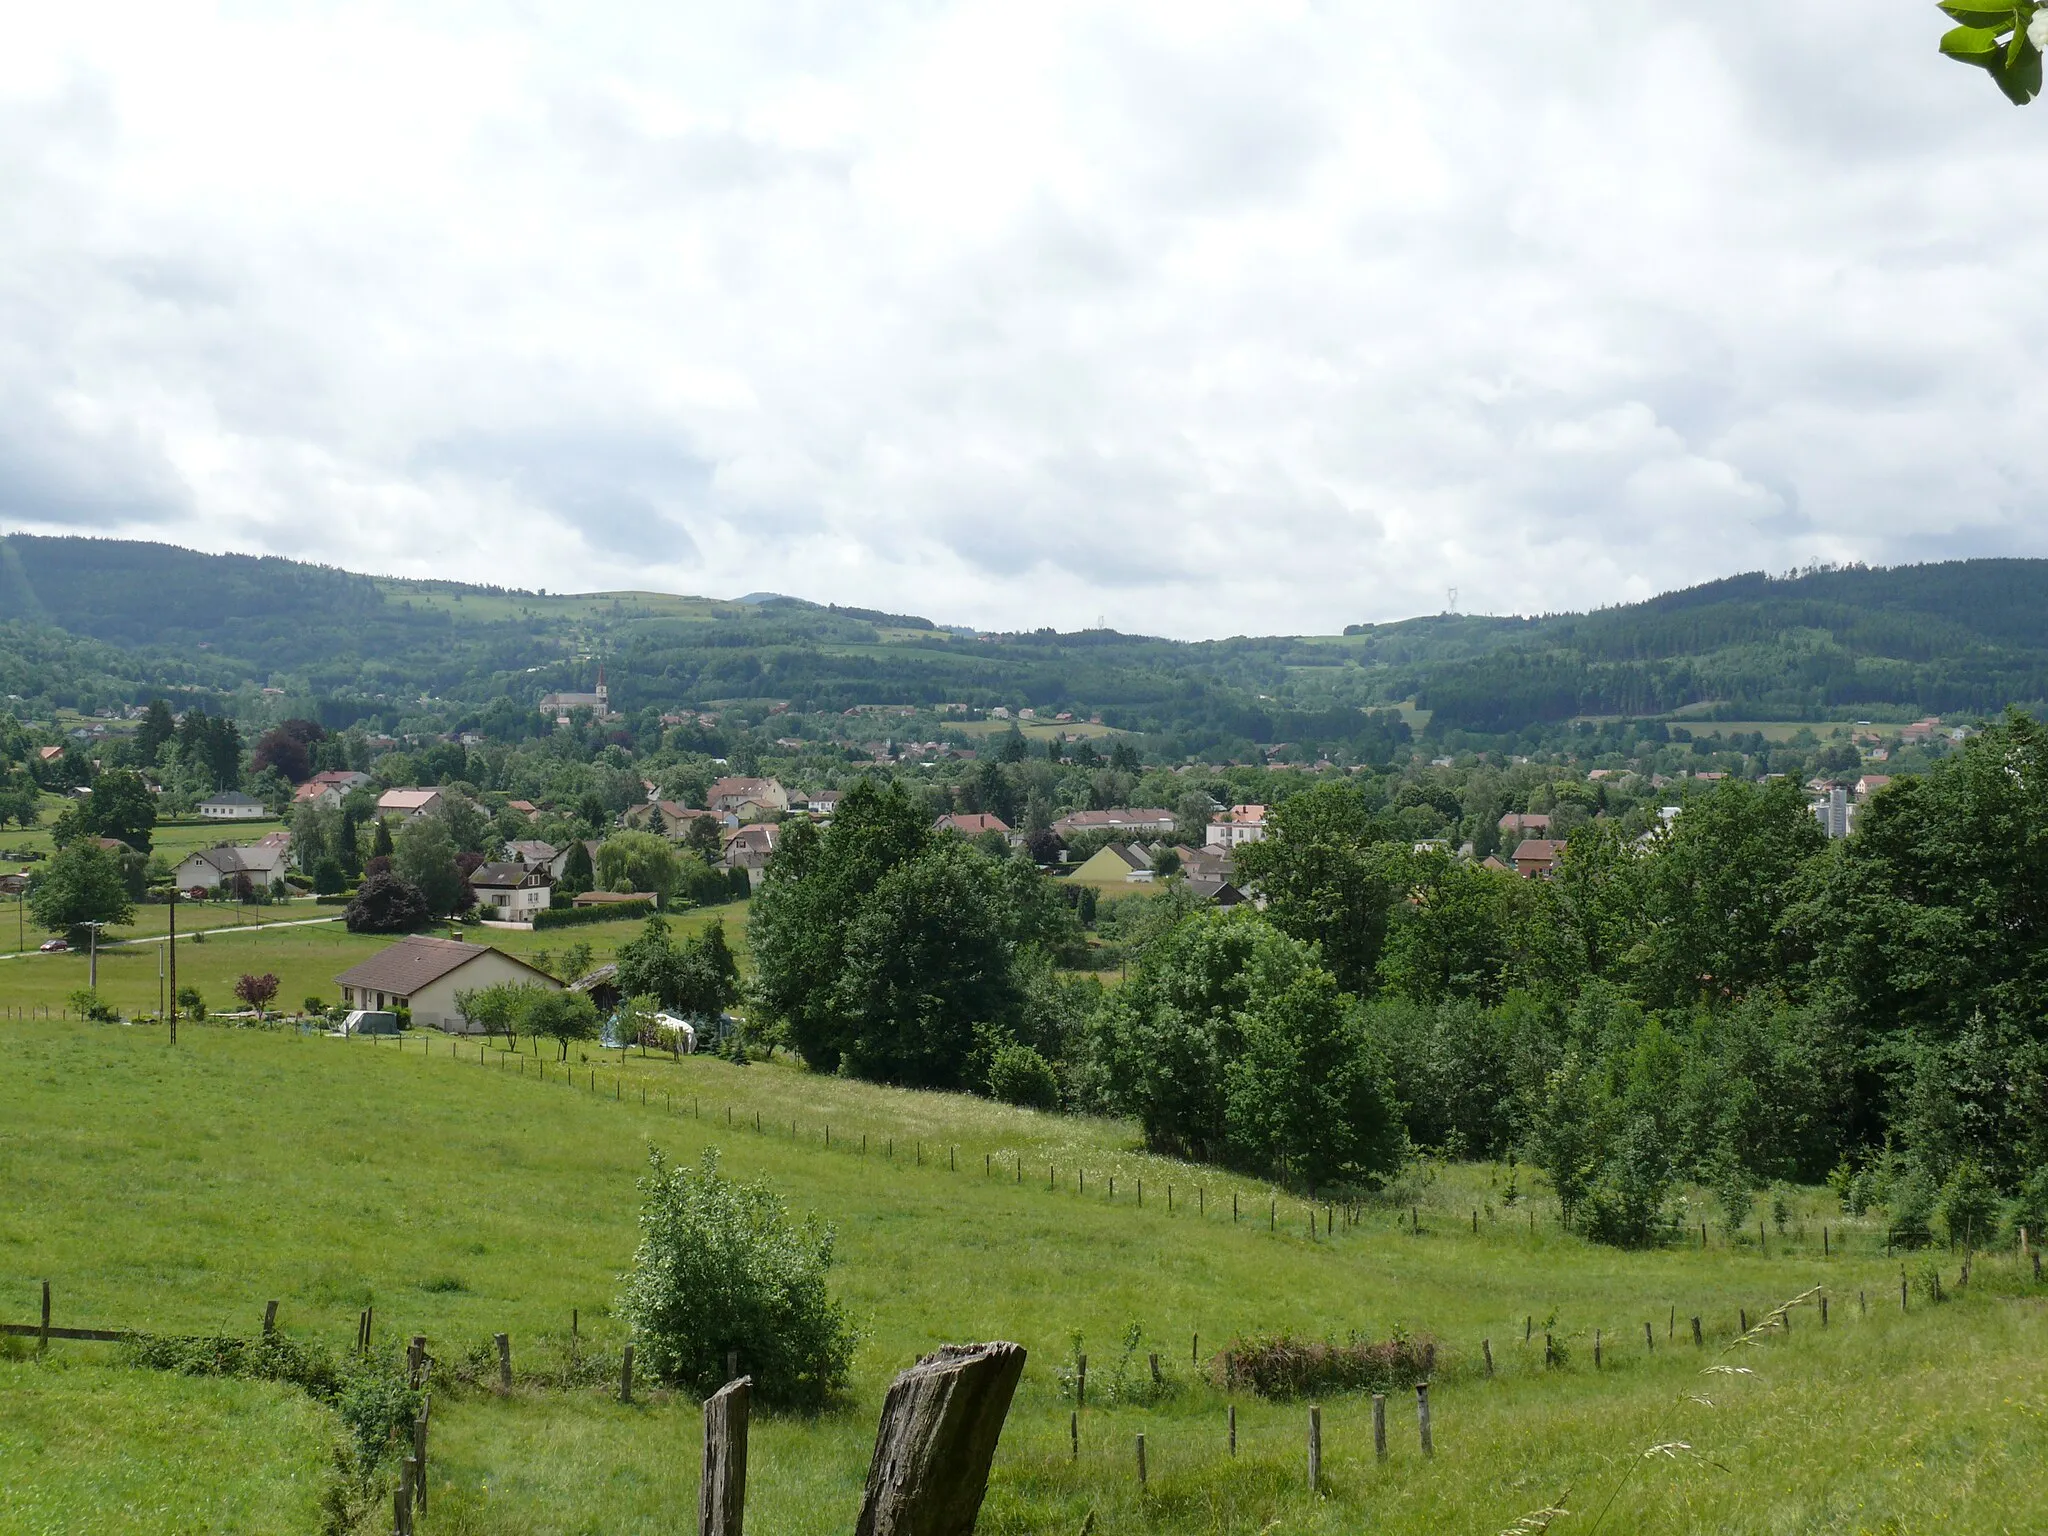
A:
1,1021,2042,1534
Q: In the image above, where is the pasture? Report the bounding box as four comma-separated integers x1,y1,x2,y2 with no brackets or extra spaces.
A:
2,1019,2042,1534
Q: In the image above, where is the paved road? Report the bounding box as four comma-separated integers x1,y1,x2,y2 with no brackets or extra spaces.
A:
0,913,344,962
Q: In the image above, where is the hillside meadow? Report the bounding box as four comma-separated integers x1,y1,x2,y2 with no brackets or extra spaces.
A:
3,1019,2043,1535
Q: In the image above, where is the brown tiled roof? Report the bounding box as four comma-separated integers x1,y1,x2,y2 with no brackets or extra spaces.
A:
936,813,1010,835
469,862,549,888
333,936,537,996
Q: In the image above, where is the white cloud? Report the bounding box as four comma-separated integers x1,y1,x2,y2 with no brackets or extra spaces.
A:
0,1,2042,638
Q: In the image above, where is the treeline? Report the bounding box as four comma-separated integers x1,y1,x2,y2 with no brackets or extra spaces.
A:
750,713,2048,1249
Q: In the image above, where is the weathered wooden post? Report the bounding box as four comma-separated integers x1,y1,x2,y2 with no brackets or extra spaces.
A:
1644,1320,1653,1353
1417,1383,1433,1457
853,1341,1026,1536
1228,1403,1237,1456
1075,1354,1086,1409
1372,1392,1387,1461
1135,1433,1147,1486
1820,1293,1828,1327
1593,1328,1601,1368
1691,1315,1703,1347
1069,1411,1078,1461
620,1343,635,1403
496,1333,512,1392
1482,1338,1494,1377
263,1300,278,1335
1308,1404,1322,1491
1148,1352,1161,1386
700,1375,750,1536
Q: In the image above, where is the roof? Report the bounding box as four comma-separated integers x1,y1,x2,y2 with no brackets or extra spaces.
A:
312,770,368,787
1513,839,1564,863
469,862,549,888
377,788,442,812
1053,808,1177,831
201,791,265,807
505,840,559,865
1209,804,1266,826
506,799,539,813
333,935,548,995
1499,812,1550,831
1184,874,1244,904
37,746,64,761
935,813,1010,835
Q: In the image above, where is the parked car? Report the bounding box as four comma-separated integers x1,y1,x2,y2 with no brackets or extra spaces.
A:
38,938,69,952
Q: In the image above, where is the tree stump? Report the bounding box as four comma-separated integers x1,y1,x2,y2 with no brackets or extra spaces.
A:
853,1342,1027,1536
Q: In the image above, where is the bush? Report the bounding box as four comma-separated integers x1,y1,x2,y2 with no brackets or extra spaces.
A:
2006,1166,2048,1245
344,872,430,934
1887,1165,1938,1249
1218,1331,1436,1399
66,988,118,1023
617,1148,856,1409
987,1042,1060,1109
532,900,653,930
1580,1116,1681,1249
1937,1159,2001,1249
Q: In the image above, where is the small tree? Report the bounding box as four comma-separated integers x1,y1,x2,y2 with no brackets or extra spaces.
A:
67,988,118,1022
527,988,600,1059
234,973,281,1017
618,1148,857,1409
455,980,545,1047
344,872,430,934
561,941,595,985
1937,1159,2001,1249
175,986,205,1021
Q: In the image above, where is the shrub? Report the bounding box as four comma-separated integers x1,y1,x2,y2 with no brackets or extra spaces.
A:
302,995,326,1016
2006,1166,2048,1245
1887,1165,1938,1249
1218,1331,1436,1399
1057,1322,1180,1406
1580,1117,1680,1249
987,1042,1060,1109
66,988,118,1022
1937,1159,2001,1249
532,900,653,930
175,986,205,1020
617,1148,856,1409
233,973,281,1015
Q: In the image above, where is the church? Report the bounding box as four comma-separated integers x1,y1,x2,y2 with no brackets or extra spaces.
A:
539,663,614,723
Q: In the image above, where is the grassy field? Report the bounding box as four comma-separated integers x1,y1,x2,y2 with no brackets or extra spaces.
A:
3,808,288,876
0,902,751,1018
2,1020,2041,1535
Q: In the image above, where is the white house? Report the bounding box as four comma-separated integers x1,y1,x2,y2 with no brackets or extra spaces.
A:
175,832,293,893
198,791,270,822
468,861,554,922
1206,805,1268,848
377,788,445,820
334,935,560,1031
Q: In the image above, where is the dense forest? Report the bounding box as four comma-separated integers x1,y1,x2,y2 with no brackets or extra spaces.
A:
5,537,2048,759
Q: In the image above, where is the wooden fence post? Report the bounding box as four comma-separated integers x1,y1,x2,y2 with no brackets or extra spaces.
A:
1417,1383,1433,1457
496,1333,512,1392
1691,1316,1702,1347
1070,1411,1078,1461
853,1341,1027,1536
40,1280,50,1353
1228,1403,1237,1456
1135,1433,1147,1486
263,1300,278,1335
1148,1352,1161,1386
1308,1404,1322,1491
1644,1321,1653,1353
1482,1338,1494,1377
700,1375,751,1536
1593,1328,1601,1368
1076,1354,1086,1409
620,1344,635,1403
1372,1392,1387,1461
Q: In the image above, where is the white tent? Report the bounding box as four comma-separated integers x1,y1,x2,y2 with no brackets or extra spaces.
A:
652,1012,697,1053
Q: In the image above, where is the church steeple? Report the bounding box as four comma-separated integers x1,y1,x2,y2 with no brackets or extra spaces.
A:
596,661,609,716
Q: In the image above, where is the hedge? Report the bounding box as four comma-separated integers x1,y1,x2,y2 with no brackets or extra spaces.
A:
315,892,358,906
532,900,654,929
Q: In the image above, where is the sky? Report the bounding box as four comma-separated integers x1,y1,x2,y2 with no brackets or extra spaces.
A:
0,3,2043,640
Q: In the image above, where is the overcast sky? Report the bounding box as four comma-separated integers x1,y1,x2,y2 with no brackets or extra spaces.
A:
1,4,2042,639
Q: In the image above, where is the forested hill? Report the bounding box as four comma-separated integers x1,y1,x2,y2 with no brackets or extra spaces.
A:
2,534,2046,750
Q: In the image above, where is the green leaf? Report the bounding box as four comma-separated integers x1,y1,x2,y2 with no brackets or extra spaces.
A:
1940,23,2006,55
2000,39,2044,100
1938,2,2018,25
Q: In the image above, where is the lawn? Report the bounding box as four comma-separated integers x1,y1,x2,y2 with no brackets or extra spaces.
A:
1,1020,2041,1534
0,901,752,1018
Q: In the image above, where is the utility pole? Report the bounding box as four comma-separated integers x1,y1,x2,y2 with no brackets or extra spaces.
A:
86,921,102,990
168,892,178,1046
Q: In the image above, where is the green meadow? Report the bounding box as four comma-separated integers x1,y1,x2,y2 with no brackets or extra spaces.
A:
2,1020,2043,1535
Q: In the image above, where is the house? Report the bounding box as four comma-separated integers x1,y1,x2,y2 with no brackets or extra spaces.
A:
334,935,560,1031
934,812,1011,838
468,862,554,922
36,746,63,763
625,800,735,838
1511,838,1564,878
1184,874,1246,907
1498,812,1551,839
176,834,293,893
505,799,541,820
707,777,789,818
1069,843,1155,883
804,790,842,816
1052,808,1178,838
1854,774,1893,801
197,791,269,822
723,823,781,887
1178,845,1234,881
293,780,342,810
1205,805,1267,848
505,840,569,879
377,788,444,821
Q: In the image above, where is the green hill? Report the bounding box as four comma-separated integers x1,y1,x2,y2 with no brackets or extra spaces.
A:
3,534,2046,748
